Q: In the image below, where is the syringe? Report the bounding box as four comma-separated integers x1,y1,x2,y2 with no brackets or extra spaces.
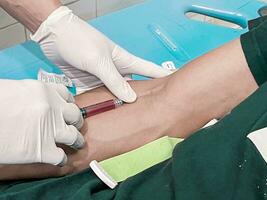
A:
80,99,124,119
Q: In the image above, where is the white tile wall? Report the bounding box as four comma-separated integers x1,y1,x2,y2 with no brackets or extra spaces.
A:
0,0,144,50
0,8,17,28
96,0,145,16
62,0,79,4
68,0,96,20
0,23,25,49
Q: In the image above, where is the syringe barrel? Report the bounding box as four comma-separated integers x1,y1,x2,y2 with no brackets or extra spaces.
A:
80,99,124,118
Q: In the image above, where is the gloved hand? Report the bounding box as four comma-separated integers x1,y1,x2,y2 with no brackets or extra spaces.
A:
31,6,171,102
0,80,84,166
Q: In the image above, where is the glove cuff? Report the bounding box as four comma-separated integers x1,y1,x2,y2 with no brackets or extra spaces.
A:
31,6,72,43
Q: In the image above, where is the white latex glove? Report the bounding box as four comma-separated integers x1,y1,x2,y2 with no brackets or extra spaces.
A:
31,6,171,102
0,80,84,166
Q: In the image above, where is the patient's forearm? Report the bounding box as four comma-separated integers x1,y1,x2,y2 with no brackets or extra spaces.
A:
0,79,167,179
0,164,73,180
0,0,61,33
68,79,167,170
0,38,258,179
69,38,258,171
161,38,258,137
85,39,258,140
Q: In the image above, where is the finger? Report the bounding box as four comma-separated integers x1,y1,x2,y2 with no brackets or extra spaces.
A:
63,103,84,130
112,46,172,78
42,146,68,166
47,83,75,103
97,60,137,103
127,57,173,78
55,125,85,150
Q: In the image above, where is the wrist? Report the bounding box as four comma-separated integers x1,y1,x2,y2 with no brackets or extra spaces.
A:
0,0,61,33
31,6,73,42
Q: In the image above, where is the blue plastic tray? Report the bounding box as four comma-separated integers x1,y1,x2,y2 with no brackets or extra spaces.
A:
0,0,265,93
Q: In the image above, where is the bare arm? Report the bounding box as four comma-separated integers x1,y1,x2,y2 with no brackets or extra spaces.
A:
0,164,73,181
160,38,258,137
0,0,61,33
68,38,258,171
0,38,258,179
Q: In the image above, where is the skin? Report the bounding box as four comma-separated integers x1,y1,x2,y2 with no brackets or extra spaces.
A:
0,0,61,33
0,38,258,180
67,38,258,171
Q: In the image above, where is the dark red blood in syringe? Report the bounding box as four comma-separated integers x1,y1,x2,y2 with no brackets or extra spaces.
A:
80,99,123,118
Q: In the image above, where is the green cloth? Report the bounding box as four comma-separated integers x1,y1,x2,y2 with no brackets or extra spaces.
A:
241,16,267,86
100,136,183,182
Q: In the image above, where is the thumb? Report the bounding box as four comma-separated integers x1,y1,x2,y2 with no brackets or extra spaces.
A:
112,46,172,78
97,59,137,103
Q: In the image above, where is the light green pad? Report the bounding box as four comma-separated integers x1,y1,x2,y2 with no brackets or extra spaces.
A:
100,136,183,182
